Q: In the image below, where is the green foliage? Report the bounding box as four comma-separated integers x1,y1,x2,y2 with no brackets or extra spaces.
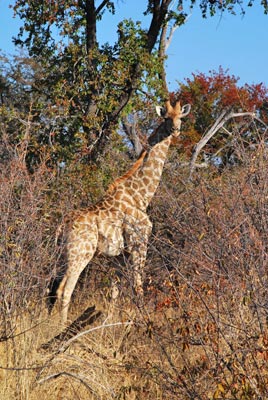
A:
8,2,173,166
6,0,267,168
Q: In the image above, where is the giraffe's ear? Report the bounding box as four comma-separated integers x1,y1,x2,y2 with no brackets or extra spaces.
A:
155,105,166,117
181,104,191,117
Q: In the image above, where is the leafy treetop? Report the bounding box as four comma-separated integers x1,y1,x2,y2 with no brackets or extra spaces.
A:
2,0,267,167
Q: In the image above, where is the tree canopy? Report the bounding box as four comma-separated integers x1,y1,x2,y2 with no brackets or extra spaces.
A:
0,0,267,168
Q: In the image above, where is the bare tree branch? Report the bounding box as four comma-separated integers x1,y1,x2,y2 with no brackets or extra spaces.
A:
158,3,192,100
189,110,256,179
164,23,178,50
38,371,97,394
59,321,134,353
96,0,110,15
146,0,172,52
158,22,169,98
164,13,192,51
121,116,144,156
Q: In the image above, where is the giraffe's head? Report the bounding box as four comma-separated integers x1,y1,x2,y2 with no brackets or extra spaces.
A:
148,100,191,146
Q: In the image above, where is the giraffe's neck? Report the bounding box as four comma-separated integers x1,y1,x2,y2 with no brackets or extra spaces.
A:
123,136,172,210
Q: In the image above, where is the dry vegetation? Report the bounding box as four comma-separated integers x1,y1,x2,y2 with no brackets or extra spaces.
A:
1,129,268,400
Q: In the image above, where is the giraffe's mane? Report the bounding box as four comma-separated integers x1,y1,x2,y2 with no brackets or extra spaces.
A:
107,150,147,194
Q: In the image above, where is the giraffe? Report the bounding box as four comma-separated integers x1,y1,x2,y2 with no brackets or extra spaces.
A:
56,100,191,324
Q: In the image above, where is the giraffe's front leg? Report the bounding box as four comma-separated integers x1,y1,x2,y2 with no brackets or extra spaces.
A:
57,223,98,325
124,215,152,295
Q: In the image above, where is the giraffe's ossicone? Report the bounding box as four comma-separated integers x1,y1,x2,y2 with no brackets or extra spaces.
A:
54,100,191,324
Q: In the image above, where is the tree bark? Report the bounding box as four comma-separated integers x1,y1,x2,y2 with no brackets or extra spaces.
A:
85,0,97,53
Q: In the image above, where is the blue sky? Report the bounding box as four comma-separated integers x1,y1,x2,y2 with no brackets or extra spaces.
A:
0,1,267,91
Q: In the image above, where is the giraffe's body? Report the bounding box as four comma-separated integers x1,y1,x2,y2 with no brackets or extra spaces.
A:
56,101,190,323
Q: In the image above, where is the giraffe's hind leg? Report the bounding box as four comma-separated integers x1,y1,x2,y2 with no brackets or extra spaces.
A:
57,225,98,325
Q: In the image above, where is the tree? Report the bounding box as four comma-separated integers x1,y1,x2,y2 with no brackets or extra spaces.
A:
176,68,268,169
9,1,173,164
9,0,268,166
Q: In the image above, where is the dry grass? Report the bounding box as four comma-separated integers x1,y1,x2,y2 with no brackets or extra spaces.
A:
1,267,268,399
